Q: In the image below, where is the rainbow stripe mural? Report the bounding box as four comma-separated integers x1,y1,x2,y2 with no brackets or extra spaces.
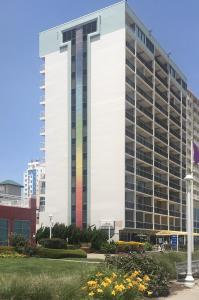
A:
75,27,83,228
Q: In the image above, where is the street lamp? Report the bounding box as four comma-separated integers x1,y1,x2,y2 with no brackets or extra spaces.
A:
49,214,53,239
184,174,194,287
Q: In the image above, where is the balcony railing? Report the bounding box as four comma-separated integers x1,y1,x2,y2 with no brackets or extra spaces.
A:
170,99,181,114
155,87,168,102
136,86,153,103
125,128,134,140
126,77,135,89
137,53,153,73
154,174,168,186
136,185,153,195
155,101,168,116
170,167,180,177
155,144,168,158
137,103,153,119
126,41,135,54
169,193,180,203
137,134,153,149
136,203,153,212
126,95,135,106
155,72,168,87
170,128,181,140
126,164,134,173
136,222,153,229
126,146,134,157
155,207,168,215
155,130,168,144
136,167,153,180
126,59,135,72
137,118,153,134
170,88,181,102
155,116,168,130
154,190,168,200
155,57,168,74
126,111,134,123
137,69,153,88
137,150,153,165
169,153,180,165
169,181,181,190
154,160,168,172
170,140,180,152
0,193,30,208
170,114,181,127
125,182,134,190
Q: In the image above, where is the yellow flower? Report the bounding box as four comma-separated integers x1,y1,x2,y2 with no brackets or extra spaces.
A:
112,290,116,296
143,275,150,282
114,284,125,292
87,280,97,286
147,291,153,296
97,288,103,293
131,280,138,286
111,272,117,279
101,281,109,288
88,291,95,296
126,278,131,283
104,277,112,284
138,284,146,292
96,272,103,277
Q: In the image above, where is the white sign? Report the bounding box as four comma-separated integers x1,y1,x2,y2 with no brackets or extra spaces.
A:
100,220,115,228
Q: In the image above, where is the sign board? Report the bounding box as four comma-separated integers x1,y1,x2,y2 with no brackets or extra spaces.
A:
171,235,177,246
100,220,115,229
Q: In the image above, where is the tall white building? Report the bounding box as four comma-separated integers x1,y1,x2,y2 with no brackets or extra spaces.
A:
39,1,189,239
23,160,45,212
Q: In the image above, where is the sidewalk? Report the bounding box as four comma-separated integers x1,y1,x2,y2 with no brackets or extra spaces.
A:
159,280,199,300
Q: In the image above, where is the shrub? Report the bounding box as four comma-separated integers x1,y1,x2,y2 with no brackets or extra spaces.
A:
100,241,117,254
9,234,27,248
35,247,87,259
36,226,50,242
116,241,145,254
82,268,152,299
52,223,67,239
0,246,15,254
105,254,170,297
144,242,153,251
39,238,67,249
91,228,108,251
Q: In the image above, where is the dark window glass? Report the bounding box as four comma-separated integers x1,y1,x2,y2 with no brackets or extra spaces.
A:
146,37,154,53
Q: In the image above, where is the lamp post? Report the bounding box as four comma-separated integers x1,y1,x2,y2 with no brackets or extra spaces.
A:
49,214,53,239
184,174,194,287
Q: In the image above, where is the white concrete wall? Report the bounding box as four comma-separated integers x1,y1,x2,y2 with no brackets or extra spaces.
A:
89,28,126,236
39,49,69,226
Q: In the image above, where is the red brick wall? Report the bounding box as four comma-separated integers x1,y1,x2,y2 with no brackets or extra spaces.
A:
0,198,36,244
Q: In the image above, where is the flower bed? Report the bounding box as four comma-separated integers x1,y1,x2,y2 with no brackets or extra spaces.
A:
115,241,145,253
82,269,152,299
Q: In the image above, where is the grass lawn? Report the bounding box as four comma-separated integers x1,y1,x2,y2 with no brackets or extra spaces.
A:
0,258,99,300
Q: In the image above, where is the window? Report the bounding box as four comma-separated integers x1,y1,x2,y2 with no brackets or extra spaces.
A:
0,219,8,246
136,26,145,43
14,220,30,240
146,37,154,53
170,66,176,78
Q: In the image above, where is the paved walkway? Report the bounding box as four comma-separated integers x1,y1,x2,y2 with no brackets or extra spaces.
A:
159,280,199,300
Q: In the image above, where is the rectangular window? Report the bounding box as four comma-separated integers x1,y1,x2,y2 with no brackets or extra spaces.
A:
0,219,8,246
136,26,145,44
13,220,30,240
146,37,154,53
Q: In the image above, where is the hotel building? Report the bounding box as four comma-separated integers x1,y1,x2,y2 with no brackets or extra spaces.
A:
39,1,188,238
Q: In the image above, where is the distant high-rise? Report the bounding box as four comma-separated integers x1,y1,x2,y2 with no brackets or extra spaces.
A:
39,1,189,239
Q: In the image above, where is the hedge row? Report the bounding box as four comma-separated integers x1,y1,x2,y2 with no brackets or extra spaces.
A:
35,247,87,259
0,246,15,254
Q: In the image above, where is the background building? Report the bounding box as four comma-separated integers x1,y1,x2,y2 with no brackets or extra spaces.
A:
23,160,45,208
39,1,188,238
187,91,199,233
0,180,36,245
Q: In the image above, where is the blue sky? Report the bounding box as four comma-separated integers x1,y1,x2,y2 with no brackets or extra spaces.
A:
0,0,198,184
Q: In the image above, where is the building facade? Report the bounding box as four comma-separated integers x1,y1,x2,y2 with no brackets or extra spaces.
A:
39,1,188,238
187,91,199,233
23,160,45,212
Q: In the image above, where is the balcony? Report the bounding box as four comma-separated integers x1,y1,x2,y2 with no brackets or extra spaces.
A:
126,95,135,106
137,53,153,73
126,41,135,55
137,150,153,165
170,88,181,102
155,207,168,215
137,86,153,103
170,99,181,114
154,189,168,200
169,181,181,190
136,203,153,212
170,128,181,140
40,95,45,104
126,77,135,89
137,103,153,119
137,134,153,150
136,167,153,180
170,140,180,152
155,144,168,158
169,153,180,165
126,111,134,123
154,160,168,172
136,222,153,229
126,164,134,173
126,146,134,157
155,116,168,130
155,86,168,102
155,101,168,116
40,111,45,120
169,193,180,203
40,127,45,136
40,79,45,89
136,184,153,196
125,182,134,190
137,118,153,134
154,174,168,186
170,210,181,218
137,69,153,88
170,114,181,127
126,59,135,72
170,166,180,178
125,128,134,140
155,72,168,88
155,57,168,74
0,193,30,208
155,130,168,144
182,111,186,119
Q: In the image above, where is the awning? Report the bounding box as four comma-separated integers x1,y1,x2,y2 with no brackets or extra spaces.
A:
155,230,199,236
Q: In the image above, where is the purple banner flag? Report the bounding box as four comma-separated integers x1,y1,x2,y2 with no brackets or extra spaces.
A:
193,142,199,164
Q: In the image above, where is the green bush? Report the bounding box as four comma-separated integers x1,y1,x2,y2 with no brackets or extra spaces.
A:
0,246,15,254
144,242,153,251
105,254,170,297
91,228,108,251
36,226,50,242
39,238,67,249
9,234,27,248
35,247,87,259
100,241,117,254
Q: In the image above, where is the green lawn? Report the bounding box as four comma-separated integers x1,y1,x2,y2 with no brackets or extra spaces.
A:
0,258,99,300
